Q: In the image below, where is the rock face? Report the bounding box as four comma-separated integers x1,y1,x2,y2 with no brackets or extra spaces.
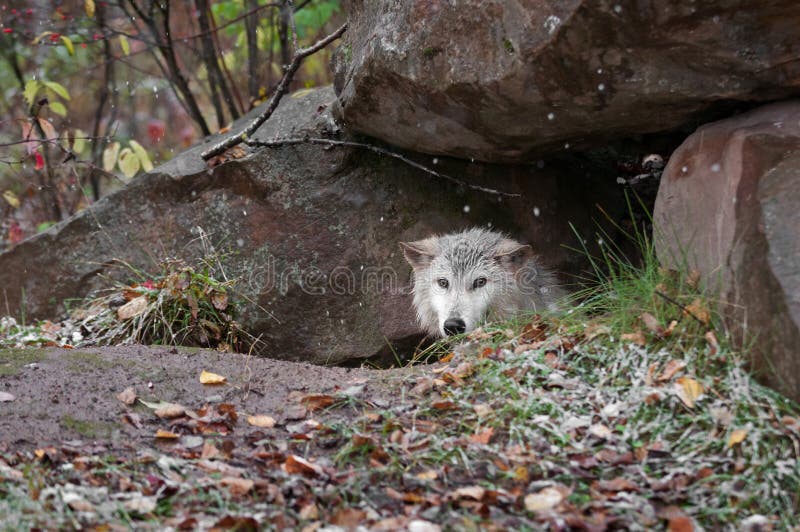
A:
654,102,800,402
0,87,622,365
333,0,800,163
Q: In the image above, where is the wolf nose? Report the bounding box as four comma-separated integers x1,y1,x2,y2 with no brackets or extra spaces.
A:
443,318,466,336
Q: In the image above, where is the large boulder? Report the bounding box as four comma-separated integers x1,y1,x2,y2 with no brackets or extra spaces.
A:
0,86,622,364
654,101,800,402
333,0,800,163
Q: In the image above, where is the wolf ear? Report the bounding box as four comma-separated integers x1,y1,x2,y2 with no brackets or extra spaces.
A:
493,239,534,271
400,238,437,269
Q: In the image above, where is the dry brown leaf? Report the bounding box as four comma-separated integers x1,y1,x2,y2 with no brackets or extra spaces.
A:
117,295,147,320
640,312,664,335
199,370,226,385
283,454,324,477
705,330,719,354
247,415,276,428
657,360,687,382
469,427,494,445
154,403,185,418
684,298,710,325
154,429,179,439
675,376,703,408
668,516,695,532
116,386,137,405
589,424,613,439
621,331,647,346
300,394,335,412
220,477,254,496
598,477,640,492
524,487,563,512
686,269,702,290
330,508,367,528
416,470,438,481
201,441,220,459
438,352,455,363
473,403,493,417
727,428,747,448
451,485,485,501
432,401,457,410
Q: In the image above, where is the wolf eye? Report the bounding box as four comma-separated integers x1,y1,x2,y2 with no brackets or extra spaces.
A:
437,278,449,289
473,277,487,289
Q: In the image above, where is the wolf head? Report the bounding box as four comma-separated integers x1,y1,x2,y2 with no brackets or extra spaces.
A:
401,228,546,338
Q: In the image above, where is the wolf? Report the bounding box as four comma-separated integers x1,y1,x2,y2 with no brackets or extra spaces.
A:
400,228,564,337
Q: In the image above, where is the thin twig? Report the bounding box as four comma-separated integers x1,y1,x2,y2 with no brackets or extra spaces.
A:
245,137,521,198
200,23,347,160
654,290,707,326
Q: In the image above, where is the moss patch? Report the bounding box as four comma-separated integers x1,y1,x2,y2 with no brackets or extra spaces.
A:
60,415,116,439
0,348,47,376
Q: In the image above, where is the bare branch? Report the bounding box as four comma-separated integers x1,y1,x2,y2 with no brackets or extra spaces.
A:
200,23,347,161
245,137,521,198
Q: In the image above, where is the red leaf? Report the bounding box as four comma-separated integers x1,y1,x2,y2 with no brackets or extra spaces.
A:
34,150,45,170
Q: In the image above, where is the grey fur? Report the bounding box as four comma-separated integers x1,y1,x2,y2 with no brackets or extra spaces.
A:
401,228,564,337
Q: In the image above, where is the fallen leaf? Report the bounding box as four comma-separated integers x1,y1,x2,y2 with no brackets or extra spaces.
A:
589,424,613,439
0,391,15,402
330,508,367,528
116,386,137,405
451,485,485,501
220,477,254,496
469,427,494,445
155,429,179,439
727,428,747,448
124,495,157,514
199,370,226,385
640,312,664,335
283,455,324,477
473,403,493,417
300,394,334,411
416,470,438,481
154,403,185,418
621,331,647,346
524,487,563,512
247,415,276,428
684,298,710,325
674,377,704,408
598,477,639,492
201,441,220,459
657,360,686,382
705,330,719,355
63,492,95,512
117,295,147,320
668,516,695,532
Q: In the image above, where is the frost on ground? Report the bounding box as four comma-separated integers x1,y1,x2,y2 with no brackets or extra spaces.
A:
1,313,797,530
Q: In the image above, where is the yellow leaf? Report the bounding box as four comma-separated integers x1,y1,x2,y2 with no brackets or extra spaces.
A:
43,81,70,101
247,415,276,428
72,129,87,154
103,141,120,172
3,190,20,209
129,139,154,172
23,80,40,108
675,376,704,408
155,429,179,439
85,0,96,17
118,147,140,178
60,35,75,56
119,35,130,56
200,370,226,384
727,429,747,448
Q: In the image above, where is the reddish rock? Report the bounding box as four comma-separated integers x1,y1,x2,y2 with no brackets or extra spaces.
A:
333,0,800,163
0,87,622,365
654,101,800,402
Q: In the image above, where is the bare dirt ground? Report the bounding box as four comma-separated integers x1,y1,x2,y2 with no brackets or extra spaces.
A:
0,345,412,450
